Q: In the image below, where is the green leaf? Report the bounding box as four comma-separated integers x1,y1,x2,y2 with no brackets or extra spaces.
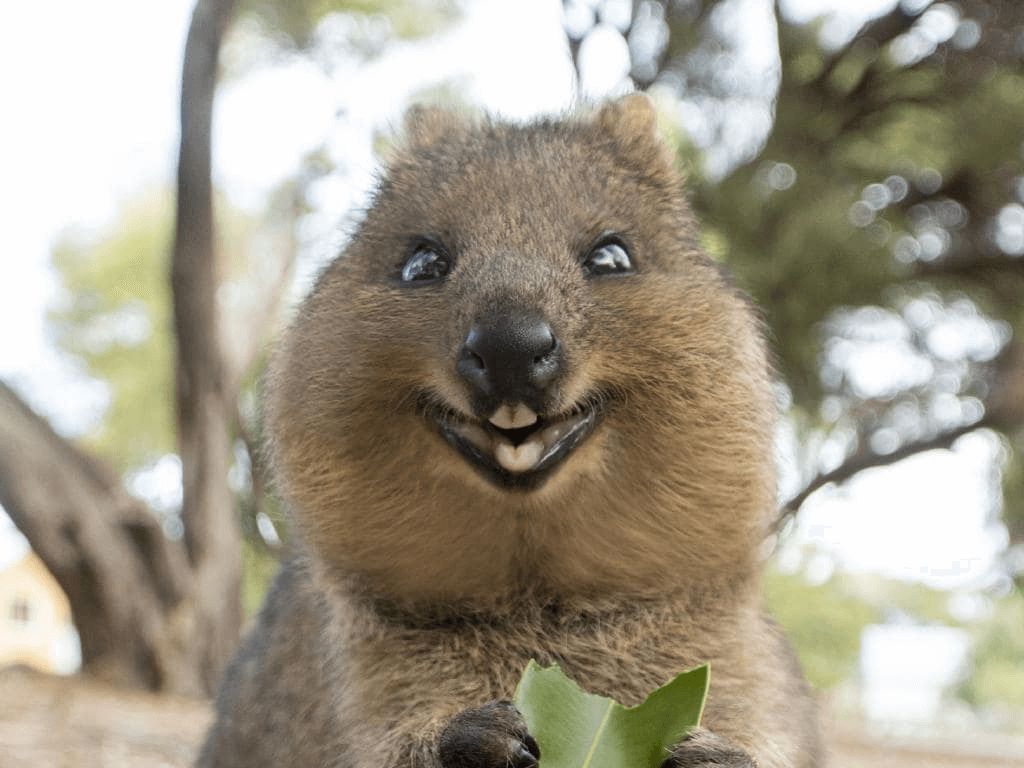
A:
513,661,709,768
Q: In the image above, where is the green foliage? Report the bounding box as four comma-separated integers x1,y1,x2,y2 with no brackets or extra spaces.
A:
1002,433,1024,551
765,562,1024,718
513,661,708,768
48,191,267,472
49,193,176,471
678,9,1024,416
959,588,1024,711
236,0,457,52
764,568,880,690
864,577,957,624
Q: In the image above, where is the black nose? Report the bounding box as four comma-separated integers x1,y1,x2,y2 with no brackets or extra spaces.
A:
456,312,562,403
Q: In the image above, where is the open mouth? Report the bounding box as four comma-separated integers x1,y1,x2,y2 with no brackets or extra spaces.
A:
431,400,601,490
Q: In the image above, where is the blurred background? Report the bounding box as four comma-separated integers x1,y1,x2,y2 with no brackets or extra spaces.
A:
1,0,1023,765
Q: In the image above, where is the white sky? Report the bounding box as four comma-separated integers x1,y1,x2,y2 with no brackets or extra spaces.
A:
0,0,1009,600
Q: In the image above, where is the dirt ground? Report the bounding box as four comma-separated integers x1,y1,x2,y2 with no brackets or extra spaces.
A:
1,668,1023,768
0,668,210,767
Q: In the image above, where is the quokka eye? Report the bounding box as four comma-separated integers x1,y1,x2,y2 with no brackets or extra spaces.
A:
582,237,634,277
401,244,450,283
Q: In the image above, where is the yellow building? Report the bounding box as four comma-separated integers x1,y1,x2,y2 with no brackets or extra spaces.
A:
0,551,79,673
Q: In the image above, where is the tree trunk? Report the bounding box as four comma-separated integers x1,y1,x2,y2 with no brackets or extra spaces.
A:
170,0,241,694
0,384,193,689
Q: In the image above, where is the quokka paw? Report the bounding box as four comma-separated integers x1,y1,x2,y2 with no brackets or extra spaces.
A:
661,728,758,768
438,700,540,768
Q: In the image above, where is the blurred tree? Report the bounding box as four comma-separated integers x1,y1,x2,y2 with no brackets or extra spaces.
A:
0,0,454,695
236,0,455,54
564,0,1024,576
764,568,880,690
49,194,177,472
47,187,296,607
959,588,1024,713
46,190,295,470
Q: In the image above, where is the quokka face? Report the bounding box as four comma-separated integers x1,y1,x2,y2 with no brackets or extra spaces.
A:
266,96,777,605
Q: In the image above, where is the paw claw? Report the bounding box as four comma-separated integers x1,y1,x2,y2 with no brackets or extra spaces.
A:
663,728,756,768
523,733,540,760
510,739,539,768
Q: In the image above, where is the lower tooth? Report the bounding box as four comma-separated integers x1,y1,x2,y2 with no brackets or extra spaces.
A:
494,438,544,473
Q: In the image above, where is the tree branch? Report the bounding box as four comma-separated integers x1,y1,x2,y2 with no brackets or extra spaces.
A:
774,415,996,534
915,255,1024,282
806,3,924,96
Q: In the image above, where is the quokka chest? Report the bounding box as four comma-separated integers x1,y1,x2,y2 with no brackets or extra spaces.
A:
342,604,727,710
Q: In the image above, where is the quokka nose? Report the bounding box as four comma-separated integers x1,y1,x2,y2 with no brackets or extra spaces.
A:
456,312,562,402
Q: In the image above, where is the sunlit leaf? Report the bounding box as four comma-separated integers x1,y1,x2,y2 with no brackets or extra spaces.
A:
513,661,709,768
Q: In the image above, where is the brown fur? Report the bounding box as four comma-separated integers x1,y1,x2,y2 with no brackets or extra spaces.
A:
199,94,823,768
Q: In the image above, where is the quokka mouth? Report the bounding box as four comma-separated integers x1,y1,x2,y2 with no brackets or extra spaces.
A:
429,399,602,491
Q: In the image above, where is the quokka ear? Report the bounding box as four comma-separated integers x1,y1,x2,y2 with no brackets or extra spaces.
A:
594,92,677,174
595,92,659,144
401,103,464,151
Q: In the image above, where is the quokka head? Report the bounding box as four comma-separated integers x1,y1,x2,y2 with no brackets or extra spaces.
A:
267,94,777,605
